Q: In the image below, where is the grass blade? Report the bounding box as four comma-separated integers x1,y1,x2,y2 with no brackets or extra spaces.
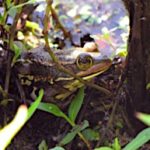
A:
59,120,89,146
136,112,150,126
68,87,85,122
0,105,28,150
27,89,44,120
38,102,67,118
123,127,150,150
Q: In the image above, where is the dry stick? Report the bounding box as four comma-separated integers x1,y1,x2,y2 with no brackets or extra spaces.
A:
49,2,71,39
4,52,12,93
15,77,26,103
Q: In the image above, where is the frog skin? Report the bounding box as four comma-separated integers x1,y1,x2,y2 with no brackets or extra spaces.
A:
15,46,112,102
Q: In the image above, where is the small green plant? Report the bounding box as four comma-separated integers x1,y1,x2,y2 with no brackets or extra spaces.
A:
38,87,92,149
94,138,121,150
121,112,150,150
93,112,150,150
37,88,150,150
0,89,44,150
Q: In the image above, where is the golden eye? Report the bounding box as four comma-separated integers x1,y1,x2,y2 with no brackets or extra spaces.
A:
76,54,93,70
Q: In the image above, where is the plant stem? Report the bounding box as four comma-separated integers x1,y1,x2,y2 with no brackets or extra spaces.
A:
43,0,112,96
4,1,23,93
49,3,71,39
64,115,91,149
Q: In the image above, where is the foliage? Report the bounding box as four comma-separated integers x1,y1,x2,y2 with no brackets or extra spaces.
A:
2,0,147,149
94,138,121,150
136,112,150,126
0,105,28,150
38,140,48,150
0,89,44,150
68,86,85,122
123,128,150,150
38,87,92,148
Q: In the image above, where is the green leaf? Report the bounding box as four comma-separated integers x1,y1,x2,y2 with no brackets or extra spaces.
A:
50,146,65,150
80,120,89,130
82,128,100,141
136,112,150,126
68,87,85,122
0,89,44,150
8,7,17,18
59,129,77,146
0,13,3,24
25,21,41,32
112,138,121,150
27,89,44,120
12,43,22,64
38,140,48,150
146,83,150,90
123,127,150,150
6,0,12,8
38,102,67,119
59,120,89,146
0,105,28,150
7,0,39,18
94,147,113,150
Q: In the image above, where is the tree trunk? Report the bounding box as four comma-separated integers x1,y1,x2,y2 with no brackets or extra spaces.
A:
123,0,150,131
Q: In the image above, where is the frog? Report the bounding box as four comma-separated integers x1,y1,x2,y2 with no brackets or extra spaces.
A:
14,46,112,103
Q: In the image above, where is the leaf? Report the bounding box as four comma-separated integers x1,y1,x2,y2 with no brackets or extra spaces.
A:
112,138,121,150
94,147,113,150
68,87,85,122
27,89,44,120
0,13,3,24
82,128,100,141
0,105,28,150
12,43,22,64
146,83,150,90
50,146,65,150
123,127,150,150
59,129,77,146
25,21,41,32
0,89,44,150
6,0,12,8
8,7,17,18
38,140,48,150
136,112,150,126
59,120,89,146
38,102,67,119
80,120,89,130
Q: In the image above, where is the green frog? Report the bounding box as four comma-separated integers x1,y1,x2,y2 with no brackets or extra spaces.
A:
15,46,112,102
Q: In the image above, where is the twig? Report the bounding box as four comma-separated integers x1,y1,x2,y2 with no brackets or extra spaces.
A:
43,0,59,62
48,1,71,39
15,77,26,103
9,3,22,49
4,51,13,93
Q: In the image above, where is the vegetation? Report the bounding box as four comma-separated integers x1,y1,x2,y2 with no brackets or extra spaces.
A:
0,0,150,150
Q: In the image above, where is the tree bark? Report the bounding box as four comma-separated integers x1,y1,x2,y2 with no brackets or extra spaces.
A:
123,0,150,131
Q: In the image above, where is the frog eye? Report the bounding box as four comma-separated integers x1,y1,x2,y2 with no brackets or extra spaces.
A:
76,54,93,70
